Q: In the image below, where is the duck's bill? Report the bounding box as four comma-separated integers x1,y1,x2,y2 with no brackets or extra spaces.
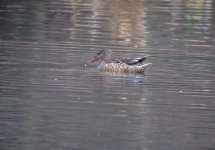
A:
87,56,100,64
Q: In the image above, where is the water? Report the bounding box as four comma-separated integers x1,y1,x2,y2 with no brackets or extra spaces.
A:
0,0,215,150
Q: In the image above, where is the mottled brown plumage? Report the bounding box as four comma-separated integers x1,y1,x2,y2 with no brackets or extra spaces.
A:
88,49,151,73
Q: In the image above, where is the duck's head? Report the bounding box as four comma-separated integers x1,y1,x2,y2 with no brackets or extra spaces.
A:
88,49,113,63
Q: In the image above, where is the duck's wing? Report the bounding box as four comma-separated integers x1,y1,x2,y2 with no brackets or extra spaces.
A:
119,57,147,65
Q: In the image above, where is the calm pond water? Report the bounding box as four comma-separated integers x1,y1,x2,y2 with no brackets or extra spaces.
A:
0,0,215,150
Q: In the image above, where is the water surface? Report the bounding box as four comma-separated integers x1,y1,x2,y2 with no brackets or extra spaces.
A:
0,0,215,150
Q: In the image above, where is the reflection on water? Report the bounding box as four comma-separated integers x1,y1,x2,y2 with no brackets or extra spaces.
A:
0,0,215,150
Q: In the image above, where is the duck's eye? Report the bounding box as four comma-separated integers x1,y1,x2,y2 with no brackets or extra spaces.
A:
97,49,105,55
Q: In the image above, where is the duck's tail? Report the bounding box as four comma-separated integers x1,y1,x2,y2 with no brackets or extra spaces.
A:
140,62,152,68
129,63,152,73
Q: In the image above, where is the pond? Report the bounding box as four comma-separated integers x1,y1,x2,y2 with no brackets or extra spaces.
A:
0,0,215,150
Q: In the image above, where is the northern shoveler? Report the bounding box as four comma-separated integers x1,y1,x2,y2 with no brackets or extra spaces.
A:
87,49,151,73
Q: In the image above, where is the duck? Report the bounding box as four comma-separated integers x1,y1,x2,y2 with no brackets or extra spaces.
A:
87,49,151,73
